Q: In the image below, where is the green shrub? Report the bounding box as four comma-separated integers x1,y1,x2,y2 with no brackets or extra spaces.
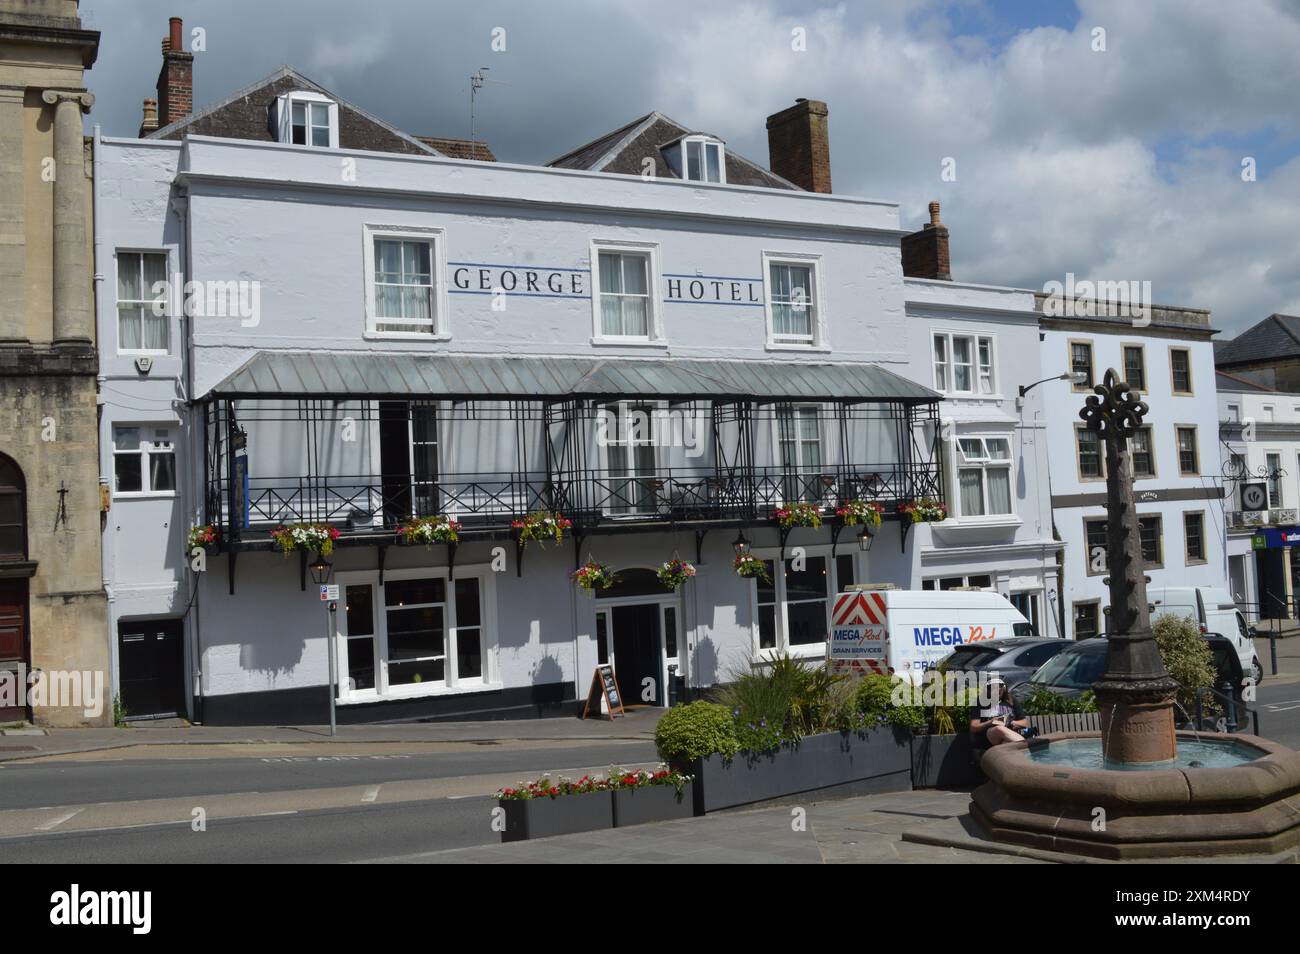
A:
854,673,897,722
1019,685,1098,715
1153,613,1218,715
883,704,926,731
655,701,739,765
713,652,846,740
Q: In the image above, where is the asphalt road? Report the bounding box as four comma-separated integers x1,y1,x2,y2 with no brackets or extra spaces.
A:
0,740,657,811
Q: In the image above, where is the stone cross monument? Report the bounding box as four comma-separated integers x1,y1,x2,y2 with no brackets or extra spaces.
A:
1079,369,1179,763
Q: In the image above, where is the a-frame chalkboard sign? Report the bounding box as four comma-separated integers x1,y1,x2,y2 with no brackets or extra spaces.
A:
581,664,625,719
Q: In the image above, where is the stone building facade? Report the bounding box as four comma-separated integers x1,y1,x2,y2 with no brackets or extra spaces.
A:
0,0,108,725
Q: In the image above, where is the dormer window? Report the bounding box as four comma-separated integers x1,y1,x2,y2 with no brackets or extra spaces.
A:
275,91,339,148
662,135,726,183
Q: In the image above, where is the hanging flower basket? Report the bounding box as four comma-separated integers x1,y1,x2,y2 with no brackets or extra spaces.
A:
657,558,696,591
396,515,461,546
733,553,772,583
270,523,341,556
898,498,948,523
572,559,617,592
186,524,219,552
836,500,883,528
511,511,572,548
773,503,823,529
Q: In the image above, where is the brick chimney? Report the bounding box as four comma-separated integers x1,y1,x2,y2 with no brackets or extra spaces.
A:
137,98,159,137
901,201,952,281
766,98,831,193
155,16,193,127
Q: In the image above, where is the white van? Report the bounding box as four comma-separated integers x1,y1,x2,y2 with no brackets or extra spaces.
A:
828,586,1033,682
1147,585,1260,683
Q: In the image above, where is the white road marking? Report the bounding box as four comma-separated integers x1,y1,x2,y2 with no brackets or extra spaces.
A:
1265,703,1300,712
361,786,380,803
34,808,83,831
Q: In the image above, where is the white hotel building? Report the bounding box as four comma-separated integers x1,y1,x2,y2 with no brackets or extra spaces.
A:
93,25,1066,724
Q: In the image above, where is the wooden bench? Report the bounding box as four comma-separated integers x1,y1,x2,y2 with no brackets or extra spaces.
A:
1028,712,1102,734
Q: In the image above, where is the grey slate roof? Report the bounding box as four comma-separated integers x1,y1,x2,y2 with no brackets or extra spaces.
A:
546,111,798,190
1215,370,1278,394
1215,314,1300,367
149,65,440,158
208,352,939,404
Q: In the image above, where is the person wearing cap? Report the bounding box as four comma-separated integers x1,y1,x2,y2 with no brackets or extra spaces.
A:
969,675,1030,749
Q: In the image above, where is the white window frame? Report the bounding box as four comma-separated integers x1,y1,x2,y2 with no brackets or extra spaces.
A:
598,399,665,516
748,546,849,659
772,402,832,505
589,240,664,346
949,433,1016,522
762,251,826,350
362,224,449,340
114,249,171,356
333,566,499,704
680,135,726,184
275,90,339,148
932,330,997,395
111,423,177,498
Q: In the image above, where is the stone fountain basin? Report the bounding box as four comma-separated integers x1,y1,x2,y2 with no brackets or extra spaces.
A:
972,731,1300,858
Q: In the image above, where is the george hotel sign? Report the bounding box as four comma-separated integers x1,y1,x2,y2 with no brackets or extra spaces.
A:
448,261,764,307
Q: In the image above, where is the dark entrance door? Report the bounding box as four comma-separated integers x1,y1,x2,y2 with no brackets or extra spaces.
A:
0,579,27,721
118,619,185,718
611,604,662,706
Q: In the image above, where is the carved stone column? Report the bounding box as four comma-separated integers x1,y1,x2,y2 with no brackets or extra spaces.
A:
1080,369,1178,763
41,89,95,349
0,87,25,344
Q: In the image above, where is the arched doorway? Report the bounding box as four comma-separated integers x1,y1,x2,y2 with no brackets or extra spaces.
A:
594,568,680,707
0,454,29,722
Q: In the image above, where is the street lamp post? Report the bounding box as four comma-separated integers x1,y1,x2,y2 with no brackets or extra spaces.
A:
309,554,337,737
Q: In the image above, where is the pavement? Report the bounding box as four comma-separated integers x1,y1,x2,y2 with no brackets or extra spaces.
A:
1256,631,1300,684
373,788,1041,864
0,708,665,762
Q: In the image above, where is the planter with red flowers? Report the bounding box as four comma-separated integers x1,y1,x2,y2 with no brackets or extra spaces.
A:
270,522,341,556
511,511,572,548
656,558,696,591
836,500,883,529
733,553,772,583
898,498,948,524
186,524,219,553
773,502,823,529
494,767,694,841
396,514,460,547
495,774,614,842
572,559,617,593
608,767,695,827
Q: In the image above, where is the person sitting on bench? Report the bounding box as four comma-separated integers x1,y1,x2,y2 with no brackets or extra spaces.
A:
969,676,1030,748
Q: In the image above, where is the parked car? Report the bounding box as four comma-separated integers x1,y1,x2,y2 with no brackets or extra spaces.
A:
934,637,1069,689
1147,585,1261,684
1010,638,1107,702
1011,634,1251,730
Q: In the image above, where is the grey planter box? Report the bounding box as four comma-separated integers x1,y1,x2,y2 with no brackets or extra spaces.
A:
612,784,693,828
689,726,912,814
500,792,613,843
910,732,982,789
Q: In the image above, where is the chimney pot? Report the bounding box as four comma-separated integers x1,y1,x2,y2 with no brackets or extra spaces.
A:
138,99,159,138
156,16,194,128
766,98,832,194
901,200,952,281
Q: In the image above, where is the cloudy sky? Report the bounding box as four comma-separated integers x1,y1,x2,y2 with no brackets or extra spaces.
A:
83,0,1300,337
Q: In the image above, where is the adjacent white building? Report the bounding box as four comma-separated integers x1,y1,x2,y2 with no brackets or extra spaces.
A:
1037,298,1230,639
1217,372,1300,622
904,276,1062,636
